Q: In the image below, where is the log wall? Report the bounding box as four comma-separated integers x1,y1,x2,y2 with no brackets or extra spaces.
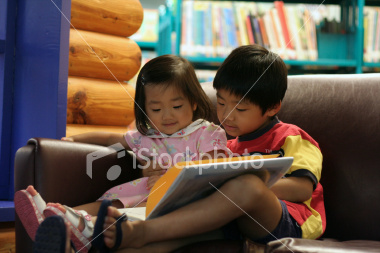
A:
66,0,143,136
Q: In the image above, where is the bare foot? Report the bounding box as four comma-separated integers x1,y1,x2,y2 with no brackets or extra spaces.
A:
102,206,145,250
64,222,74,253
26,185,46,214
26,185,38,196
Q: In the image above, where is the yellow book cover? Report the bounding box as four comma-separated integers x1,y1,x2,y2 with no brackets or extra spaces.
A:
145,155,293,219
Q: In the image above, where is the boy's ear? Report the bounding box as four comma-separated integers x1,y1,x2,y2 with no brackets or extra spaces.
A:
267,101,282,117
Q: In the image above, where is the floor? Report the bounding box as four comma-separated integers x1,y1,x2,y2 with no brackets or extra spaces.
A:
0,221,15,252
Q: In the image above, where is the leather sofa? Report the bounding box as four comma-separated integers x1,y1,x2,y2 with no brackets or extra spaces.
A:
14,74,380,252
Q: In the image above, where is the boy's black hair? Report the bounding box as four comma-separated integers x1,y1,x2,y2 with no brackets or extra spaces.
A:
213,45,287,115
134,54,213,135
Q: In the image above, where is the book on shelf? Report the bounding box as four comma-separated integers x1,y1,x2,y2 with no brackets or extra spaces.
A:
274,1,295,59
364,7,380,63
130,9,158,43
119,155,293,221
179,1,345,62
195,69,217,82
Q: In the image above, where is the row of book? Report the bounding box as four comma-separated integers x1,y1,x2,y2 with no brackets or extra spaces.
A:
130,9,159,43
180,1,342,61
364,7,380,63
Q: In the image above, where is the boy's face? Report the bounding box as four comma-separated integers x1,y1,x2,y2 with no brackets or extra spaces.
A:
216,89,280,137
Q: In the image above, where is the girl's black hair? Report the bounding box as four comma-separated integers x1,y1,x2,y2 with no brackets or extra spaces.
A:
134,55,213,135
213,45,287,115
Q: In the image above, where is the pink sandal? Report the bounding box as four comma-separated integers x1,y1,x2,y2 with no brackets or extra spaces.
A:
14,189,46,240
44,205,93,253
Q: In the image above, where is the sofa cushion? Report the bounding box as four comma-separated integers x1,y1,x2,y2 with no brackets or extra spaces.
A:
267,237,380,253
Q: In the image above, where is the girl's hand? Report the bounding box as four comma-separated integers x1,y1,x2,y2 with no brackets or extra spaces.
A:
61,137,74,142
141,159,167,177
147,175,162,190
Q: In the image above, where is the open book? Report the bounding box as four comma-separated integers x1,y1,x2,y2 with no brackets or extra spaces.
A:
120,155,293,221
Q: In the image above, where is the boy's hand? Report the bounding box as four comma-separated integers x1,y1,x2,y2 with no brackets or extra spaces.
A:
61,137,74,142
147,175,162,190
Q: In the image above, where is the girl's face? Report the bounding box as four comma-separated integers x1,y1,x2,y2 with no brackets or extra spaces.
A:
144,85,197,135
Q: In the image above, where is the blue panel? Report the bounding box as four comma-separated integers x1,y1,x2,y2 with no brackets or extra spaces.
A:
9,0,71,200
0,201,15,222
0,40,5,53
0,0,16,199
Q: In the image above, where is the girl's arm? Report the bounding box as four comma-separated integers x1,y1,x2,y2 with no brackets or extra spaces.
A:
62,132,130,150
145,150,226,189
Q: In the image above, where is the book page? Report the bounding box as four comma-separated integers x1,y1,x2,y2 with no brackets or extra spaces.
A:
119,207,146,221
146,156,293,220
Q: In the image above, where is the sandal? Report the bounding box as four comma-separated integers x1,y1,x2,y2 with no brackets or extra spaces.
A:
34,215,77,253
14,189,46,240
92,200,127,253
43,205,93,253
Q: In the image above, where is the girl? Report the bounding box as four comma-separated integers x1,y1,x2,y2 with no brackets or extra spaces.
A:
15,55,230,252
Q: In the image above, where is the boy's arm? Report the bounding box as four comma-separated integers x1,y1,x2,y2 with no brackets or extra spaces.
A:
62,132,130,150
201,150,226,159
270,176,314,203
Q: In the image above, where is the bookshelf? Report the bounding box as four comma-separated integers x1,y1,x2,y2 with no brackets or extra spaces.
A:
157,0,380,74
131,8,159,51
363,0,380,69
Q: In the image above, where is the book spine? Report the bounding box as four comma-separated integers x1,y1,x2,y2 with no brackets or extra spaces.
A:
303,8,317,60
258,17,270,49
252,15,264,47
263,12,277,52
271,8,287,58
223,4,234,55
274,1,292,50
246,14,255,44
375,9,380,62
286,6,305,60
204,2,214,57
226,6,239,50
363,9,369,62
232,2,242,46
234,2,249,45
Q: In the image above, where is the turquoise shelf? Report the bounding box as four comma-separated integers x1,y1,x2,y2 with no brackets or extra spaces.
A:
284,59,358,67
185,56,357,67
136,41,157,50
185,56,225,63
363,62,380,68
158,0,378,74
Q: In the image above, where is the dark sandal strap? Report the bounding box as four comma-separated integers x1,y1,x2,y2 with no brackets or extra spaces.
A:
70,240,77,252
110,214,128,251
92,200,112,253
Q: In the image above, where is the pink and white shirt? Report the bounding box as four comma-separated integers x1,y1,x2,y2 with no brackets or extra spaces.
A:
125,119,231,168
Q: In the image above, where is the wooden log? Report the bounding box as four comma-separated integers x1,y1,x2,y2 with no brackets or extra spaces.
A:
69,29,141,81
71,0,143,37
67,76,135,126
66,124,131,137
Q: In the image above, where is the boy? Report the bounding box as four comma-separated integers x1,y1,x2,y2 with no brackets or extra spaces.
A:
99,45,326,252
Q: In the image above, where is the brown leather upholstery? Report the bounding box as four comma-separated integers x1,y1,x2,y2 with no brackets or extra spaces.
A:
14,74,380,252
14,138,141,252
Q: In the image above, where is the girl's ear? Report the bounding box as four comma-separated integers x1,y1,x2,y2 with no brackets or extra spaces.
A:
192,103,197,111
267,101,282,117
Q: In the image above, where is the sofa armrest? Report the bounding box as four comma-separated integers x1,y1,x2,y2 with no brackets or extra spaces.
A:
266,238,380,253
14,137,141,206
14,137,142,252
